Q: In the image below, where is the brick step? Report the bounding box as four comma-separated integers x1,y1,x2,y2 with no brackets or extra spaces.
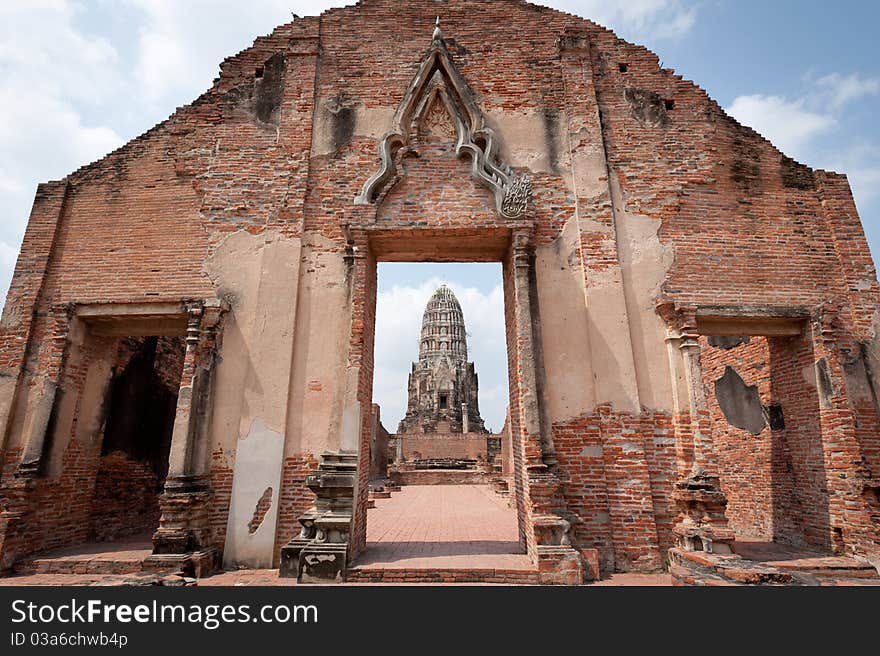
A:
346,567,541,584
669,548,880,586
765,557,878,578
14,557,147,576
389,469,492,485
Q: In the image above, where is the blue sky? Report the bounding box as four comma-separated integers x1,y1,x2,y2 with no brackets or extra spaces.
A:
1,1,878,429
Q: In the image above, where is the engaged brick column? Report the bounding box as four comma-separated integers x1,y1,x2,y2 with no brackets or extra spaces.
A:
510,231,584,584
809,305,880,558
0,306,73,570
148,300,225,576
661,305,734,554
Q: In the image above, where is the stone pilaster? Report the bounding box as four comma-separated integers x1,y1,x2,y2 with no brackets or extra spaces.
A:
147,299,225,576
659,305,734,554
510,230,585,584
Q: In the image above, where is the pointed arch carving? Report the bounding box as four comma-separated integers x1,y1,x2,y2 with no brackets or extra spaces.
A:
355,29,532,219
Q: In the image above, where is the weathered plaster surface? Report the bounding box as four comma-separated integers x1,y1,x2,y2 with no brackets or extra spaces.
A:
20,380,56,466
312,103,395,157
222,418,284,568
488,110,563,175
562,127,609,200
536,217,596,421
285,234,351,456
578,216,642,414
611,175,676,413
206,229,302,566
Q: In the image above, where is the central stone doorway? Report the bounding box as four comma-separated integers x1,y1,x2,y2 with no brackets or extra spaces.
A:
352,261,528,579
348,246,533,582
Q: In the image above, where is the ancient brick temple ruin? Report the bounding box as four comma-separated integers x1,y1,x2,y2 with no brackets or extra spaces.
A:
398,285,487,436
1,0,879,585
385,284,502,486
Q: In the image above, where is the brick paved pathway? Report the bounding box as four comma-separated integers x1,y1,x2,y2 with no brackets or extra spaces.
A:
353,484,532,569
0,485,679,585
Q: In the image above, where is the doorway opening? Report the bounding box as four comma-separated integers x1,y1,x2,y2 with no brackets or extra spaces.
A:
86,335,184,544
358,260,527,572
20,315,188,572
700,328,835,560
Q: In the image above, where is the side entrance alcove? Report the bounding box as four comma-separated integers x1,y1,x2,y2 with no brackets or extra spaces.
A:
0,300,225,576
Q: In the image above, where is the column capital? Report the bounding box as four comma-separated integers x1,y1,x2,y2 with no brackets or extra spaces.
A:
182,299,229,350
511,229,534,269
811,301,839,346
655,301,700,349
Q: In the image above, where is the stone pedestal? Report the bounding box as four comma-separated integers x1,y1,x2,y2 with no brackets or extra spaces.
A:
527,465,586,584
278,511,317,579
146,476,217,576
279,451,357,583
147,300,226,577
672,472,735,554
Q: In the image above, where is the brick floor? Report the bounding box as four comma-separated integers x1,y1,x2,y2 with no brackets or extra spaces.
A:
591,573,672,586
13,532,153,575
0,486,675,585
353,484,531,570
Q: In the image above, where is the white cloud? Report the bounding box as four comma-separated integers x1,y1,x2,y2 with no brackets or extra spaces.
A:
726,94,836,160
126,1,349,109
549,0,697,40
0,1,121,105
727,73,880,217
0,1,125,304
373,278,508,433
816,72,880,112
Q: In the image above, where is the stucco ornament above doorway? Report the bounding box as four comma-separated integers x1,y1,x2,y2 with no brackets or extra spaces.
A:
355,18,532,219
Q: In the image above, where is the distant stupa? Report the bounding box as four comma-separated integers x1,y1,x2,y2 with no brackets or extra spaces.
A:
397,285,487,434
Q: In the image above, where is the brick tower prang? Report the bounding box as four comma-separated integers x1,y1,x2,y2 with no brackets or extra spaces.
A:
397,285,487,434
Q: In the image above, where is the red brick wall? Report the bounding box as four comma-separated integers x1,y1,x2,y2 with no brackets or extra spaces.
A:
701,335,831,549
552,407,670,574
85,336,185,542
398,433,490,461
767,334,831,549
208,452,233,555
88,452,161,541
703,337,785,541
0,332,117,560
